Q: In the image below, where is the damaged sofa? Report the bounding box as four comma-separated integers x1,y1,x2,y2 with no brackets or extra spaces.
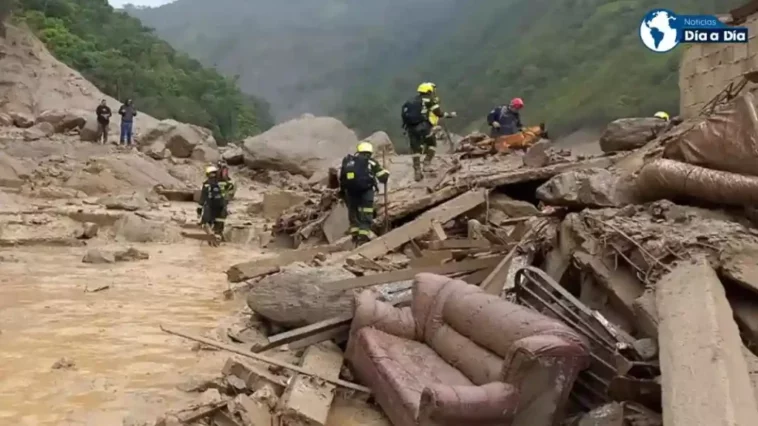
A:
346,273,590,426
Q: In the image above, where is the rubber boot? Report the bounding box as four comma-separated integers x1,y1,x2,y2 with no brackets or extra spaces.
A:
412,156,423,182
423,149,435,170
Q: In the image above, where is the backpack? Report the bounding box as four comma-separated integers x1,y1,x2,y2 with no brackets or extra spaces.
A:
339,154,374,193
401,96,426,128
204,180,226,209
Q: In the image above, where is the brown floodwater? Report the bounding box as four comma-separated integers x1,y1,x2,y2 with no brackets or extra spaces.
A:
0,242,253,425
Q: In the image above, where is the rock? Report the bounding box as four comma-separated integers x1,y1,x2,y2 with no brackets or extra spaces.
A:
0,152,32,188
243,115,359,177
223,224,264,246
537,168,621,208
0,112,13,126
190,144,220,163
523,139,551,168
488,193,540,217
113,214,182,243
114,247,150,262
141,141,171,160
79,117,100,142
9,111,34,128
261,190,308,219
141,119,215,158
364,131,395,154
246,264,356,327
51,357,76,370
82,249,115,264
35,109,86,132
221,146,245,165
75,223,99,240
31,186,84,199
599,117,667,153
199,389,223,405
22,121,54,141
577,403,624,426
98,192,149,211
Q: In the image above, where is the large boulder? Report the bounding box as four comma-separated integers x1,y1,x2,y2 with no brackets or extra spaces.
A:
112,214,182,243
140,119,217,159
536,168,621,208
242,115,359,177
599,118,667,153
97,192,149,211
221,146,245,166
79,117,100,142
0,152,32,188
245,264,356,328
35,109,86,133
141,140,171,160
364,131,395,154
191,144,220,163
489,194,540,217
0,113,13,126
22,121,54,141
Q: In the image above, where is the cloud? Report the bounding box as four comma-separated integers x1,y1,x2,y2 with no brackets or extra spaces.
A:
108,0,174,8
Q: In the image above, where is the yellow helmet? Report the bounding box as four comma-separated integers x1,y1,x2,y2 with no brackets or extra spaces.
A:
417,82,436,94
654,111,670,121
356,141,374,154
205,165,219,176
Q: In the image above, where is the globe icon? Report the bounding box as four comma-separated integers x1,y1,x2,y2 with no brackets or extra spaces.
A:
640,9,680,53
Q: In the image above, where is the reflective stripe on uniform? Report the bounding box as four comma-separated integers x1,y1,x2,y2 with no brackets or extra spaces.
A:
214,218,226,223
376,170,389,177
346,172,355,179
369,160,377,167
360,207,374,213
357,229,371,236
426,146,436,151
349,227,359,234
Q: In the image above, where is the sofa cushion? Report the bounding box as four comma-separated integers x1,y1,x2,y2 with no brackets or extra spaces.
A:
426,323,503,385
358,327,473,416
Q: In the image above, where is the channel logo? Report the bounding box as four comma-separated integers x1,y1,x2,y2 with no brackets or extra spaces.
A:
640,9,748,53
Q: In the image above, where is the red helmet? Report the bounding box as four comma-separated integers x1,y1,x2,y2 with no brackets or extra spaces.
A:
510,98,524,109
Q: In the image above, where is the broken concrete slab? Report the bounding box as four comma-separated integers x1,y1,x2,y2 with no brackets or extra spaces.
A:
82,249,115,264
730,294,758,348
221,358,287,396
277,341,343,426
488,193,540,218
322,202,349,244
721,244,758,296
633,290,659,340
261,190,308,219
656,259,758,426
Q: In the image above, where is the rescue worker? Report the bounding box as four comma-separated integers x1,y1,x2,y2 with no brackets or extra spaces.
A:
487,98,525,137
654,111,670,121
338,141,390,246
216,159,236,200
197,165,228,242
401,82,457,181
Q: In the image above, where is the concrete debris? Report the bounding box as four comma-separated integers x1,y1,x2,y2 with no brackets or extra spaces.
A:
537,168,621,208
656,258,758,425
51,357,76,370
82,249,116,264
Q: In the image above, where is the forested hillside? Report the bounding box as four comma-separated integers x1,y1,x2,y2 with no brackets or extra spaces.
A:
5,0,273,142
130,0,743,141
126,0,467,121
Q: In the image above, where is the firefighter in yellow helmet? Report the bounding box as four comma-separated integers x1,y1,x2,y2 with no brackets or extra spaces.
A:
654,111,670,121
401,82,457,181
196,165,229,244
338,141,390,246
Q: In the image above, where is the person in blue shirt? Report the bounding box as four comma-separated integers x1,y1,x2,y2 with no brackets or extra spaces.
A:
487,98,524,137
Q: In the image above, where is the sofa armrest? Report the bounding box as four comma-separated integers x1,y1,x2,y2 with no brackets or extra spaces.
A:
418,382,519,423
502,334,590,426
347,290,417,355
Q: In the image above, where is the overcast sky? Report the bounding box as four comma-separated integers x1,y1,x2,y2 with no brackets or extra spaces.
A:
108,0,174,8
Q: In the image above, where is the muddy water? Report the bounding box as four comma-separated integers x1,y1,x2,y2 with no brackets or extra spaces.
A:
0,243,255,425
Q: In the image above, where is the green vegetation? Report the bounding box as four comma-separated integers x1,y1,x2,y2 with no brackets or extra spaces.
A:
128,0,744,146
13,0,273,142
339,0,745,143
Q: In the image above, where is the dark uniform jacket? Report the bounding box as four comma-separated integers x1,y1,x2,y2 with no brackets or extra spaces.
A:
487,105,523,136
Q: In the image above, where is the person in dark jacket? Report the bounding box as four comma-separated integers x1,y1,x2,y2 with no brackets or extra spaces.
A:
338,141,390,246
487,98,524,137
95,100,111,144
196,165,228,245
118,99,137,146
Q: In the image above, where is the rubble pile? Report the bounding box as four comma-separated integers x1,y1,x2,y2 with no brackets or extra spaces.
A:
150,88,758,426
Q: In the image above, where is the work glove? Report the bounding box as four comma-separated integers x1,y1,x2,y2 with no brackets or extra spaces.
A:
196,207,202,217
445,112,458,118
492,122,501,129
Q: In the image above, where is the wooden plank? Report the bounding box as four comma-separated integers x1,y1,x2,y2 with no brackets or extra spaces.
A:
427,238,491,250
160,326,371,394
480,221,543,295
277,342,343,426
286,325,350,351
351,189,488,260
431,220,447,241
255,295,412,353
226,265,280,284
329,256,501,291
408,250,453,268
460,267,495,285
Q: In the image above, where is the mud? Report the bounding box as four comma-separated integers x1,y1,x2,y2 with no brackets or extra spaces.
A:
0,242,259,425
